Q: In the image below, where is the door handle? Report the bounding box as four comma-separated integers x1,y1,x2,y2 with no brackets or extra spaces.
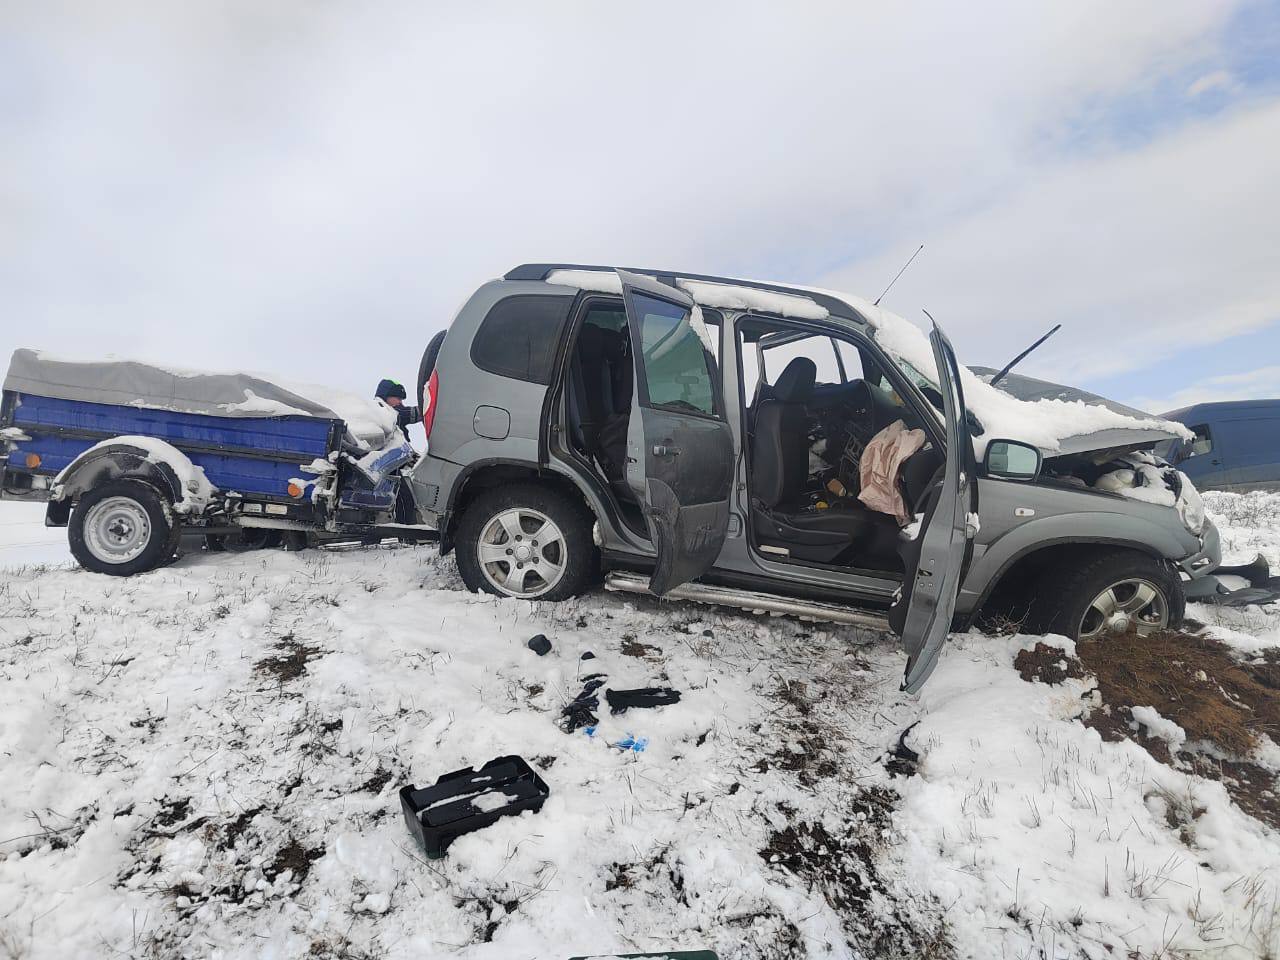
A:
652,444,680,458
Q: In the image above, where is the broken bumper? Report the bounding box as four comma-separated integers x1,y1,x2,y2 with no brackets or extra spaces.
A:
1183,547,1280,607
1176,520,1221,580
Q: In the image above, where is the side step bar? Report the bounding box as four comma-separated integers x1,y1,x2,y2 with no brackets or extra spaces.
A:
603,570,890,631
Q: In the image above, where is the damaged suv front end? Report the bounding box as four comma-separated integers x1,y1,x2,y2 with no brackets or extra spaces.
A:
862,307,1261,621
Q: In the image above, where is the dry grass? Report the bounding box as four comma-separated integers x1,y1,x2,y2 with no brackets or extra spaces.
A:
1017,628,1280,831
1076,628,1278,758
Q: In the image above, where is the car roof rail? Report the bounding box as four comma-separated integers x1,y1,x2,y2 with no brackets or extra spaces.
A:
503,263,863,322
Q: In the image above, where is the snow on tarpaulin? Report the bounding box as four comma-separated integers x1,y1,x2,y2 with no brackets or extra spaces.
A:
4,349,399,450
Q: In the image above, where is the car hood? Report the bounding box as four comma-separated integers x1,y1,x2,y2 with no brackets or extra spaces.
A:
966,366,1185,456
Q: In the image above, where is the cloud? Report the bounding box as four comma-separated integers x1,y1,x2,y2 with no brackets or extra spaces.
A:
817,98,1280,386
0,0,1272,402
1187,69,1238,97
1135,364,1280,413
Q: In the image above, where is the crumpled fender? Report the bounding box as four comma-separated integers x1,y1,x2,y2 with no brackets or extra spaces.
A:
47,440,189,525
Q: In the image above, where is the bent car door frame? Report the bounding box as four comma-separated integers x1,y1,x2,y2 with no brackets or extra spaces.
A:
896,320,977,693
617,270,735,595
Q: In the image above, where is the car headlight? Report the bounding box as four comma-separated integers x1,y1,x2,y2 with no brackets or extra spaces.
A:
1175,471,1205,536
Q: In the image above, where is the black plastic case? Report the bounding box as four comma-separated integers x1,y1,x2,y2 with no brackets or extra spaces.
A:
400,755,549,859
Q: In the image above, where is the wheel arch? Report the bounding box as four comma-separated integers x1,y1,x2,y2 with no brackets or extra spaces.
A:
441,458,597,555
47,442,186,526
963,537,1168,631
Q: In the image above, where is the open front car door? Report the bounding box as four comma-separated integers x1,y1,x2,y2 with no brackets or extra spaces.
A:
616,270,734,596
890,320,977,693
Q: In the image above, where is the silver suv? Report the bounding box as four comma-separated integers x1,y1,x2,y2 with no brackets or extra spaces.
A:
408,264,1223,691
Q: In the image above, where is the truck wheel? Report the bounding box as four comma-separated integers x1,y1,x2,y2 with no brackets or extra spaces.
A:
1029,551,1184,642
69,480,178,576
455,484,594,601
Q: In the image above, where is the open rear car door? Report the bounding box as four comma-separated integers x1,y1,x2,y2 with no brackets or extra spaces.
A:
616,270,734,595
890,320,977,693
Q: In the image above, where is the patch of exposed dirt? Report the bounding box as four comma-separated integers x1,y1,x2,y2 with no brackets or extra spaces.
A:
255,636,323,684
358,766,394,794
759,728,839,786
620,636,662,658
760,789,953,958
1077,629,1279,758
154,796,192,828
1014,642,1087,685
1182,753,1280,831
604,862,635,891
265,838,325,884
472,896,520,943
1023,631,1280,831
773,678,815,716
223,805,264,845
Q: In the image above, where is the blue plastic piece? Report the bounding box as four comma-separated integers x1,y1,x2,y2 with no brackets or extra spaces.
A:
615,734,648,753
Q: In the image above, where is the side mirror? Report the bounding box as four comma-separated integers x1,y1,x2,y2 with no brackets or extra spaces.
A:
984,439,1042,481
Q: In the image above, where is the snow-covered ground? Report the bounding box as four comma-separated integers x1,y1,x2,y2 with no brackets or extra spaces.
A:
0,501,71,568
0,494,1276,959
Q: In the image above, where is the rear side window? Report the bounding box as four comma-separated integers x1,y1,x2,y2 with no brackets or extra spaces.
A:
471,295,572,383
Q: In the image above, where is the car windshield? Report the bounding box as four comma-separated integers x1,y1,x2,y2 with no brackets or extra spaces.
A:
883,346,988,436
894,355,940,395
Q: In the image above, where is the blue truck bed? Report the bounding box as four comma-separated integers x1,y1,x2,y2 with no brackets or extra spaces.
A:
2,392,342,502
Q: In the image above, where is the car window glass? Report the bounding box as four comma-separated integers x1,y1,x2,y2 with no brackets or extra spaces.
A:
471,295,572,383
1187,424,1213,458
691,306,720,364
835,339,864,382
633,293,718,417
738,337,764,402
761,334,841,385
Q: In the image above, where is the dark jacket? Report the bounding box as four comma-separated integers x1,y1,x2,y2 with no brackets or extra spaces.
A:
375,379,420,440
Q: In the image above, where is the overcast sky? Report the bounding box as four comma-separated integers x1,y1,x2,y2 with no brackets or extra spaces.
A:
3,1,1278,413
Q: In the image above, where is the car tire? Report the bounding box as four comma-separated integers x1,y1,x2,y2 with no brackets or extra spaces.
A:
416,330,447,413
455,484,595,601
1027,550,1185,642
69,480,178,576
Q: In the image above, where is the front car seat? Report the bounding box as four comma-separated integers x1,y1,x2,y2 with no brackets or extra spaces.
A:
750,357,897,563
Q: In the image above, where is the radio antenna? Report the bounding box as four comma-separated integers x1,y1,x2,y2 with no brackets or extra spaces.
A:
874,243,924,307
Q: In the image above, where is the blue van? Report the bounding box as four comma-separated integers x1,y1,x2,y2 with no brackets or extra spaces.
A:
1156,399,1280,492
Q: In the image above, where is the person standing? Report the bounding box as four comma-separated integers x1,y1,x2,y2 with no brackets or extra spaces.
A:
375,378,420,440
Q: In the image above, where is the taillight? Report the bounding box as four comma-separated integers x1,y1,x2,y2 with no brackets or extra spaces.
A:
422,369,439,438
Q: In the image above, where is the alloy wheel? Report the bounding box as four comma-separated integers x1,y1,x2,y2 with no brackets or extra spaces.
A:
476,507,567,599
1079,578,1168,640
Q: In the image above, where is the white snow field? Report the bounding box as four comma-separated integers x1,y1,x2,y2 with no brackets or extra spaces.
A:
0,493,1277,959
0,501,70,568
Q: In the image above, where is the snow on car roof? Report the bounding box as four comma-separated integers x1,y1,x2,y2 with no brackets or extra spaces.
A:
542,268,1190,455
827,291,1192,454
